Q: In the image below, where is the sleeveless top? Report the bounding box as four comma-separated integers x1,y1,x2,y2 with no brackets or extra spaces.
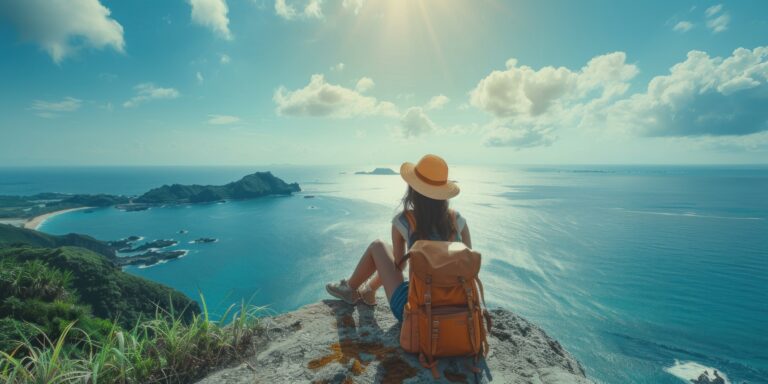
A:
392,210,467,248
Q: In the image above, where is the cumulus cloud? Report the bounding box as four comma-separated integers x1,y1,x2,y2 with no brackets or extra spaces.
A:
0,0,124,63
469,52,638,147
30,97,82,117
274,74,397,118
220,53,231,64
342,0,364,14
425,94,449,110
275,0,323,20
673,21,693,32
123,83,180,108
602,46,768,137
207,114,241,125
399,107,435,138
196,72,204,84
189,0,232,40
705,4,729,33
355,77,375,92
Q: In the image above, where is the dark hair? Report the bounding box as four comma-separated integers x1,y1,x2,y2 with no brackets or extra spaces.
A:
401,186,456,241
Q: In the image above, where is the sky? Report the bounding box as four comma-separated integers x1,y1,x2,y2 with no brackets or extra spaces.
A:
0,0,767,166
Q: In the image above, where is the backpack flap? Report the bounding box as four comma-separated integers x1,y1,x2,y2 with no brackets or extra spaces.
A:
408,240,481,286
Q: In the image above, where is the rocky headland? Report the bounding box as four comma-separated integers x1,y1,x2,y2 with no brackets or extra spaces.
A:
197,297,593,384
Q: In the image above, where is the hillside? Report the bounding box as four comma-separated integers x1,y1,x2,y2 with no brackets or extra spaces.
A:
0,223,115,258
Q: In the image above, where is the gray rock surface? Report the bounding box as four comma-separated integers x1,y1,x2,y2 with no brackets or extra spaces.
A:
197,296,593,383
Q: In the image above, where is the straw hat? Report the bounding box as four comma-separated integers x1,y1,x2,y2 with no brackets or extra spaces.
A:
400,154,460,200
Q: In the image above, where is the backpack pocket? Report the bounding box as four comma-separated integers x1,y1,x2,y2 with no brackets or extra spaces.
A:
399,303,420,353
420,306,482,357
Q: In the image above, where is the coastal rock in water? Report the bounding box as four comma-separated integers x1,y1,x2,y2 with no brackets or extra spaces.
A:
197,298,592,384
355,168,398,175
190,237,217,244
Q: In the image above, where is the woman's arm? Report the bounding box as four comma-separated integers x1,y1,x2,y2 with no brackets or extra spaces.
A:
461,223,472,248
392,224,406,269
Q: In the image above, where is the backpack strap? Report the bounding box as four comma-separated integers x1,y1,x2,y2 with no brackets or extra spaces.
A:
423,274,440,379
459,277,479,354
476,278,492,357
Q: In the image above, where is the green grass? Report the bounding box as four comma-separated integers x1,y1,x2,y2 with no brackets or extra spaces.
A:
0,296,265,384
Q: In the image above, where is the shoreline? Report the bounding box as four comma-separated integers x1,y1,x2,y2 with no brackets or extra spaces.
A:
23,207,93,230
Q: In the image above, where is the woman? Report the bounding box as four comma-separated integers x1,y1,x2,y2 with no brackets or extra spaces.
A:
326,154,471,322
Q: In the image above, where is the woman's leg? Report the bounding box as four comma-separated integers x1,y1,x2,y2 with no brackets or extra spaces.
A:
347,239,403,300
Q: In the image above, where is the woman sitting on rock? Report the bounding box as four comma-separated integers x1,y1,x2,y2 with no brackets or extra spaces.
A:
326,154,471,322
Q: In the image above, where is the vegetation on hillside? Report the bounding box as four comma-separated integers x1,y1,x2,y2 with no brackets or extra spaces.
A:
0,224,115,259
0,225,261,383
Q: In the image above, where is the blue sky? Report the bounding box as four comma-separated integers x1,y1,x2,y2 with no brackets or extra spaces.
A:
1,0,767,166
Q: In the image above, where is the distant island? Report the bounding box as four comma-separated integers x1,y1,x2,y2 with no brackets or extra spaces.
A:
136,172,300,204
0,172,301,229
355,167,398,175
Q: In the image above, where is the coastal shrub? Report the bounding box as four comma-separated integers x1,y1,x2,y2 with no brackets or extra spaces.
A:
0,297,264,384
0,246,200,328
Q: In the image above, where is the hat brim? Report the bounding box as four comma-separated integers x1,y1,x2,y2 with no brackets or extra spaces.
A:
400,162,460,200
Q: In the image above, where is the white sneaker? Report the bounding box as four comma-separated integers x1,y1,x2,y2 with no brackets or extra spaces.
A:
325,279,360,305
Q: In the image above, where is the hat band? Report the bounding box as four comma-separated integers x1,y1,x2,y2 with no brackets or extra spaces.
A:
414,167,447,186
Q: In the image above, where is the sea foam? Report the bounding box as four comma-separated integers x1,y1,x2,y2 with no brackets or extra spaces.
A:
664,360,730,383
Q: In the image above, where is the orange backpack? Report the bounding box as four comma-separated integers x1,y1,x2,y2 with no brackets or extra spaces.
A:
397,211,492,379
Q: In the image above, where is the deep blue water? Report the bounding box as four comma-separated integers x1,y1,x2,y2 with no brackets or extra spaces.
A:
1,165,766,384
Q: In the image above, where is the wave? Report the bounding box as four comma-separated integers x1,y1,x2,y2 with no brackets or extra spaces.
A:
664,360,730,383
613,208,764,221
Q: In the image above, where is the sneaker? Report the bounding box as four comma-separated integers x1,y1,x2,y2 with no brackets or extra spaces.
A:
326,279,360,305
358,282,377,306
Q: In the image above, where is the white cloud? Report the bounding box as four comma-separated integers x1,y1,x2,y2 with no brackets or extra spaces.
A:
484,122,555,148
425,94,450,110
399,107,435,138
330,62,345,72
189,0,232,40
342,0,364,14
0,0,124,63
706,13,730,33
469,52,638,147
601,46,768,137
355,77,375,92
274,74,398,118
207,114,241,125
704,4,729,33
196,71,204,84
220,53,231,64
673,21,693,32
30,97,82,117
705,4,722,18
274,0,323,20
123,83,180,108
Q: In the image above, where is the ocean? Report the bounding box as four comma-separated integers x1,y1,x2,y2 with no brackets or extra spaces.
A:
0,165,766,384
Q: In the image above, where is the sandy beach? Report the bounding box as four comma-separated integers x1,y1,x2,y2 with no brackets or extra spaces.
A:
23,207,93,230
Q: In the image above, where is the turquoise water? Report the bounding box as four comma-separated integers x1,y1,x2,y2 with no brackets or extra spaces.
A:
1,165,766,383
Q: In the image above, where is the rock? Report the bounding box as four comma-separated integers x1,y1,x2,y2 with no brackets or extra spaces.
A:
197,297,592,384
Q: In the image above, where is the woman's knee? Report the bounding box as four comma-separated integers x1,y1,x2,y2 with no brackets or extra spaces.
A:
369,238,388,252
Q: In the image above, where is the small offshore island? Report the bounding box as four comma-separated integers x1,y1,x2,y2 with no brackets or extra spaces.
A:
354,167,398,175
